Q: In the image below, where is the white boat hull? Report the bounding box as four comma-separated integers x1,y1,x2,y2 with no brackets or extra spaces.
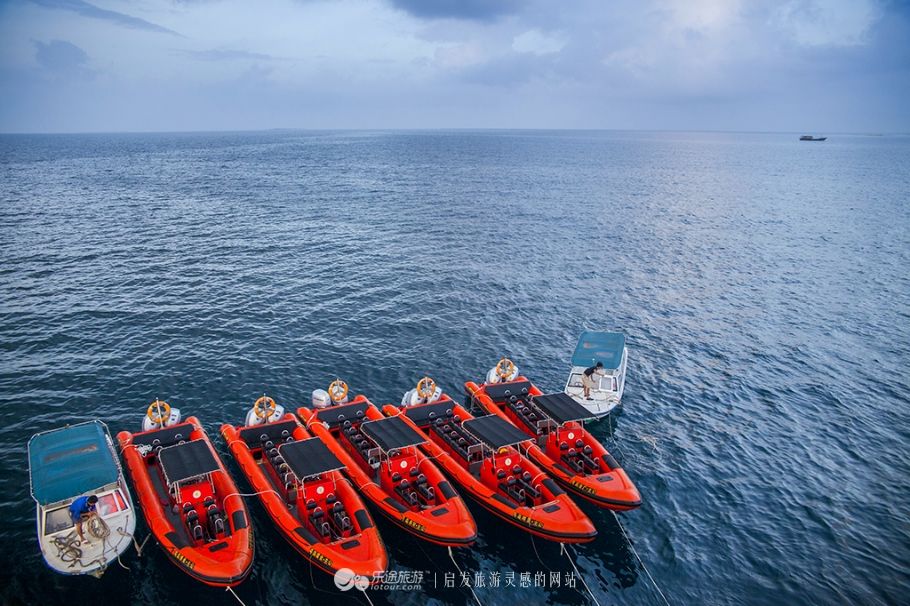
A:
564,346,628,418
37,480,136,576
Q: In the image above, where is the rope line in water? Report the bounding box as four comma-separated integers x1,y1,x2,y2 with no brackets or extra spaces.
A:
448,546,483,606
560,543,601,606
612,511,671,606
225,586,248,606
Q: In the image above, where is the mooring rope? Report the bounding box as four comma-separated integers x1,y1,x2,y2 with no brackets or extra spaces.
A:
560,543,601,606
612,511,671,606
448,546,483,606
225,586,248,606
220,489,281,502
605,412,630,463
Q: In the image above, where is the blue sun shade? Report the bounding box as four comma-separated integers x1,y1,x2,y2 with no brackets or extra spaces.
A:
29,421,121,505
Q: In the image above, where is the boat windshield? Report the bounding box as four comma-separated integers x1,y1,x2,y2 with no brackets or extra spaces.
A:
599,376,617,392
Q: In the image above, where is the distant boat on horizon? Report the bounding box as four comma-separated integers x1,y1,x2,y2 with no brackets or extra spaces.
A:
800,135,827,141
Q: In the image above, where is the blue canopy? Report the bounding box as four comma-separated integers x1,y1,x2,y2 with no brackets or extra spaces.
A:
571,331,626,370
28,421,121,505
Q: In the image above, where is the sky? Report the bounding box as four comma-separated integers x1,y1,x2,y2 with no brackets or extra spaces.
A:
0,0,907,133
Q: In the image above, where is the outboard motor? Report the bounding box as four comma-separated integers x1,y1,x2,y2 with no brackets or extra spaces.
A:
486,360,519,384
244,395,285,427
402,385,443,406
403,376,442,406
312,389,332,409
142,399,181,432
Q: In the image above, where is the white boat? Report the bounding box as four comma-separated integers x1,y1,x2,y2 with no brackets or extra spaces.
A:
28,420,136,577
564,331,628,417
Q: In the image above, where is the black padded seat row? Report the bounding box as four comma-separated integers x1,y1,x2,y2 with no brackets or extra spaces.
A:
403,401,455,426
316,402,370,427
239,419,298,447
133,424,191,449
484,381,533,402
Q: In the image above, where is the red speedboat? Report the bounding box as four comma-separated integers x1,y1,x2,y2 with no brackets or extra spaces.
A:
296,381,476,547
221,397,387,581
385,378,597,543
467,359,641,510
117,401,254,586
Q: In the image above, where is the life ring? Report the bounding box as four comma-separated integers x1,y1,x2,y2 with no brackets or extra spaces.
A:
416,376,437,400
253,396,277,419
495,358,516,379
146,400,171,425
328,379,349,403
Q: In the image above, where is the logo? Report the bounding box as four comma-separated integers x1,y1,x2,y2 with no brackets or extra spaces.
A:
570,479,596,495
308,548,333,569
170,549,196,570
513,512,544,529
401,517,426,533
334,567,370,592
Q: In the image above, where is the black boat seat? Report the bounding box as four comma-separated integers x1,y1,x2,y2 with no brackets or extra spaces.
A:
579,452,599,472
496,469,506,479
306,499,317,510
192,523,204,541
333,510,352,532
392,472,401,482
517,473,541,498
562,450,585,473
311,506,325,532
287,485,297,503
417,483,435,502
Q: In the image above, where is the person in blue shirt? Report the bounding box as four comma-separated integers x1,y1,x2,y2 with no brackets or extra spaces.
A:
69,495,98,541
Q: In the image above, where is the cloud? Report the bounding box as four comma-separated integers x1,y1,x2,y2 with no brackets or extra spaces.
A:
434,43,485,69
28,0,181,36
772,0,880,47
512,29,566,55
33,39,93,76
175,48,279,62
387,0,520,21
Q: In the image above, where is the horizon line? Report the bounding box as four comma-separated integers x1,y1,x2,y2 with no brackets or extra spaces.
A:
0,127,903,137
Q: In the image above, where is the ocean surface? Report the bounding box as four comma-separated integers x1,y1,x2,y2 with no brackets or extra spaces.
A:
1,130,908,606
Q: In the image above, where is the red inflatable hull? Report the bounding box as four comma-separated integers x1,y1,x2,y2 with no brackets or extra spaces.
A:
117,417,254,587
466,379,641,511
297,396,477,547
220,414,387,580
383,397,597,543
